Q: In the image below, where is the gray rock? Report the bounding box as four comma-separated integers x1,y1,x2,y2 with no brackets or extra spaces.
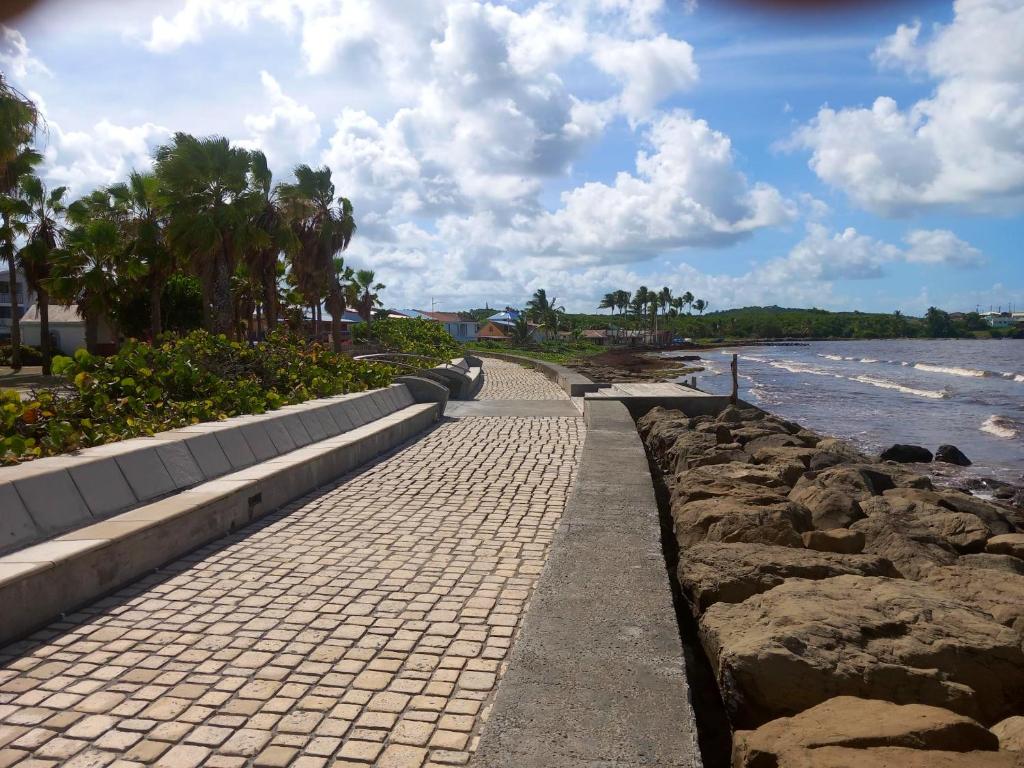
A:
880,444,934,463
936,444,972,466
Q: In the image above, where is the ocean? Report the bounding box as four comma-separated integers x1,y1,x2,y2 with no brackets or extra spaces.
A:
667,339,1024,484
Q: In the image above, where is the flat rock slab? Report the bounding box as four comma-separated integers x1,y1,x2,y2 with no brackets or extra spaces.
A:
472,399,701,768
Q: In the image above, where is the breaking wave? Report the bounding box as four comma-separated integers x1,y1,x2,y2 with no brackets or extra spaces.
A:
981,415,1020,439
770,361,838,377
852,375,947,400
914,363,989,378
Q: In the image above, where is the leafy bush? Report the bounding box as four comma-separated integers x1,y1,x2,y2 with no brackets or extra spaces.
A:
467,339,603,364
353,318,462,362
0,344,45,366
1,330,394,464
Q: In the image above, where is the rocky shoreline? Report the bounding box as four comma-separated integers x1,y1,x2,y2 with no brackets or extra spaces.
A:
638,403,1024,767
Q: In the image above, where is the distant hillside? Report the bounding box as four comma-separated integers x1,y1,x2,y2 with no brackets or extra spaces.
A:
563,305,1015,340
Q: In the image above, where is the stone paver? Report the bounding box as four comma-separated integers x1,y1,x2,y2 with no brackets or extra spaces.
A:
0,361,582,766
476,359,567,400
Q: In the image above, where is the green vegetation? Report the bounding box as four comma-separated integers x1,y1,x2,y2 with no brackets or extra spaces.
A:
0,343,44,367
468,339,604,364
1,331,394,464
353,318,463,362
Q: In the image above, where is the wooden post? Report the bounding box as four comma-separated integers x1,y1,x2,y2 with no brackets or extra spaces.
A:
730,353,739,405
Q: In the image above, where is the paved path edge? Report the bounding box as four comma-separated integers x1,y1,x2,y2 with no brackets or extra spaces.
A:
471,399,704,768
472,352,599,397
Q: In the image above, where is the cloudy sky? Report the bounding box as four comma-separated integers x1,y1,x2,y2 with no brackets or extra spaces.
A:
3,0,1022,314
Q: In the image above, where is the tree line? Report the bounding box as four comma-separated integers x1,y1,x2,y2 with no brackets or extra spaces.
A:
599,287,708,326
1,74,385,374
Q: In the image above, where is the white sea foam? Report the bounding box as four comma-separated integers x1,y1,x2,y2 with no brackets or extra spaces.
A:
981,415,1019,439
914,362,988,378
852,375,947,399
770,361,838,377
860,358,879,363
1001,372,1024,383
819,354,843,361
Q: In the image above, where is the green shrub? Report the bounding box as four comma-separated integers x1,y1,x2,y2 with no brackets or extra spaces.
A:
0,344,45,366
1,330,395,464
353,318,462,362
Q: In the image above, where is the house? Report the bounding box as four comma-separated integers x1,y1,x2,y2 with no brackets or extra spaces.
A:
582,329,608,345
20,303,118,355
476,318,549,343
981,312,1016,328
0,268,34,343
416,311,480,342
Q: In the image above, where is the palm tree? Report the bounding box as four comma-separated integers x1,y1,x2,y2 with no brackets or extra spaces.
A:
669,296,684,317
18,176,67,374
680,290,694,314
693,298,708,315
631,286,650,324
108,171,172,340
278,164,356,350
598,292,616,314
510,312,531,345
155,133,255,336
658,286,672,317
52,216,143,353
247,152,293,333
352,269,384,326
526,288,564,333
0,76,40,369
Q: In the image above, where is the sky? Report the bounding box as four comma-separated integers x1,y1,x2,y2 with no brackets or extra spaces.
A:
1,0,1022,315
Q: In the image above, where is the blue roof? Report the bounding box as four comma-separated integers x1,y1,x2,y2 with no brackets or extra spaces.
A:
488,310,521,323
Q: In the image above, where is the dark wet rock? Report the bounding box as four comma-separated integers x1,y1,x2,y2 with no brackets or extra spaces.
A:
880,444,934,463
936,444,972,466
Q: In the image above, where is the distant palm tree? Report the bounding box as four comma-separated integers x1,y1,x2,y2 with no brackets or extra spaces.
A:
658,286,672,317
18,176,67,374
278,164,356,350
510,312,531,345
526,288,564,330
244,152,292,334
631,286,650,320
352,269,384,325
598,291,616,314
108,171,172,340
669,296,685,317
615,289,631,317
681,291,694,314
155,133,255,336
693,298,708,315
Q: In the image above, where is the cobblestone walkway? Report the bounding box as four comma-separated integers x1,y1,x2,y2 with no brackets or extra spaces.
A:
0,363,583,768
476,360,566,401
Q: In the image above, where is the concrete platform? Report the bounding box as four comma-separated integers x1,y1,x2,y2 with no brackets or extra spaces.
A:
586,382,731,417
472,399,702,768
445,399,581,417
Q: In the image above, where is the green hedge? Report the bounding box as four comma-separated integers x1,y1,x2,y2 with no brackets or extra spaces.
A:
1,331,395,464
353,318,462,361
0,344,45,366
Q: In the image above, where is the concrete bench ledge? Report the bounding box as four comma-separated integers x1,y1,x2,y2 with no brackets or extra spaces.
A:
431,356,483,400
0,384,419,556
0,400,441,645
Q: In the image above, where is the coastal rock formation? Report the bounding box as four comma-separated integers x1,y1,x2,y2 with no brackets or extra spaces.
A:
801,528,865,554
987,534,1024,560
881,443,935,463
936,444,972,466
732,697,999,768
699,575,1024,727
678,543,896,613
991,717,1024,752
638,403,1024,749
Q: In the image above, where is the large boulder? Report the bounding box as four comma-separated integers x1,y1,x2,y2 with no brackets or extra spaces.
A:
815,437,872,464
991,717,1024,751
802,528,865,554
699,575,1024,727
872,492,993,553
677,542,897,613
987,534,1024,560
670,463,793,508
883,487,1014,537
880,444,934,463
852,503,960,579
924,566,1024,634
745,433,804,453
732,697,998,768
638,408,714,474
936,445,972,466
959,553,1024,576
673,496,812,549
750,445,819,469
787,465,893,529
748,747,1024,767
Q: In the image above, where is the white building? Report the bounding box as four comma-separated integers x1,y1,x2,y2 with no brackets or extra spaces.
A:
20,303,118,355
0,268,34,343
980,311,1016,328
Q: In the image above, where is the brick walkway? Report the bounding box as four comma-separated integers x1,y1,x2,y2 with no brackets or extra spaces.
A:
475,360,566,401
0,362,582,768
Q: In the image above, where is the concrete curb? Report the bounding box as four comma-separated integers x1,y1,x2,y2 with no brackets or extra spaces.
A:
472,399,703,768
0,396,442,645
472,351,599,397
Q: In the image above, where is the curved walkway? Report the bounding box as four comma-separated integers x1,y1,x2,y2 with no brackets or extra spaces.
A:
0,361,582,768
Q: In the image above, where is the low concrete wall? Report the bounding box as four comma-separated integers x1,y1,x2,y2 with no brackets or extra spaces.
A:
472,351,599,396
472,399,702,768
0,384,420,556
0,396,441,645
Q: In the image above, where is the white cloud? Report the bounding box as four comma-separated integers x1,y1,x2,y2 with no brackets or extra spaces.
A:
592,34,698,122
903,228,985,267
793,0,1024,215
145,0,256,52
41,119,172,196
237,71,321,169
0,24,49,78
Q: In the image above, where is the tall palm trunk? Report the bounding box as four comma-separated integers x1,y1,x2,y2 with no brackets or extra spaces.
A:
327,284,344,352
38,287,50,375
84,307,98,355
254,302,262,342
211,248,234,337
261,260,277,330
149,278,163,340
5,248,21,371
